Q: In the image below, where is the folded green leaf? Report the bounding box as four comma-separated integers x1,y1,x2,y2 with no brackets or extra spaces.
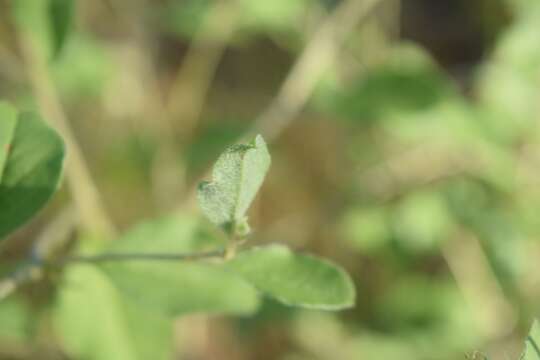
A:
523,320,540,359
197,135,270,232
227,245,356,310
0,102,65,240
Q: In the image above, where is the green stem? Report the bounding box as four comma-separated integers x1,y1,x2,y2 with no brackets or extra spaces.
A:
59,249,226,264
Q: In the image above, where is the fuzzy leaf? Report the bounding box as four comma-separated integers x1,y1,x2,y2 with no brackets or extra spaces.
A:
197,135,270,230
0,102,65,239
228,245,356,310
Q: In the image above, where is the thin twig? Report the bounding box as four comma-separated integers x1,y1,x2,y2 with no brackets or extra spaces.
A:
0,247,226,301
60,249,225,264
150,0,238,208
0,206,77,301
246,0,383,142
17,30,115,238
0,262,42,301
441,229,516,339
166,0,238,138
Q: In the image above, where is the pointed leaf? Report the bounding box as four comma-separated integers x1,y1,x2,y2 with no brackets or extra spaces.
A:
197,135,270,230
0,103,65,240
228,245,356,310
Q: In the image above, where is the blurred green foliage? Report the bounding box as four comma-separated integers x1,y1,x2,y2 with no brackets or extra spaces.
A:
2,0,540,359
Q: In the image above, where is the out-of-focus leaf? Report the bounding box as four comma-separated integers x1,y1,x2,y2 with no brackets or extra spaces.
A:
392,191,453,253
0,105,17,180
161,0,307,39
228,245,355,310
105,215,222,254
377,275,480,352
0,297,31,343
11,0,51,56
103,261,260,317
503,0,540,21
100,215,260,316
52,34,113,97
239,0,307,32
54,265,172,360
197,135,270,232
292,312,419,360
49,0,75,58
315,44,457,123
522,320,540,360
341,207,390,253
476,13,540,143
0,103,65,240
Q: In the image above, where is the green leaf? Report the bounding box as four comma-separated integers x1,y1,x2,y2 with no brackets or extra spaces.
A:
49,0,75,58
227,245,356,310
103,261,261,317
99,215,260,316
239,0,308,32
0,104,17,180
392,191,453,253
104,214,222,254
341,207,390,253
0,297,31,343
0,102,65,240
314,44,457,123
523,320,540,360
197,135,270,232
54,265,172,360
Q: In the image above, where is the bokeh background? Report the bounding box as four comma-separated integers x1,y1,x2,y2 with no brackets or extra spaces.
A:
1,0,540,359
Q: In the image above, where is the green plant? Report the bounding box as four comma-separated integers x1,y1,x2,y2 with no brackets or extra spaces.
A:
0,104,354,358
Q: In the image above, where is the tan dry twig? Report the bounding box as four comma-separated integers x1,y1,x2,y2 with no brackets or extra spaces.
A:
247,0,383,142
18,30,115,238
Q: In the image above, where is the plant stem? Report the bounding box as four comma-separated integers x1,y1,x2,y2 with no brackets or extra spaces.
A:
18,30,116,238
246,0,383,142
60,249,225,264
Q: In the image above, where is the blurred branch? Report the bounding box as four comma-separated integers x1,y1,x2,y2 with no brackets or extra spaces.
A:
0,42,23,83
0,262,42,301
166,0,238,139
18,30,116,238
247,0,383,142
357,142,476,201
441,229,516,339
61,248,225,264
0,206,76,301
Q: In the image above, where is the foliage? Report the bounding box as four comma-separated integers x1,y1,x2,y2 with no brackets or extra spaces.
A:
2,0,540,359
197,134,270,235
0,102,65,240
